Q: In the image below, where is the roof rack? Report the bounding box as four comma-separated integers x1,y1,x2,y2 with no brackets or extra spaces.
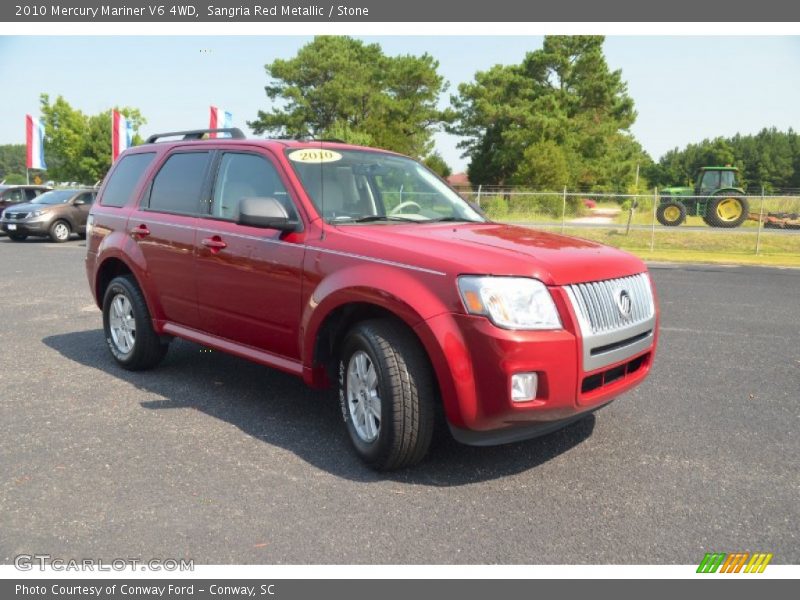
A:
274,135,347,144
145,128,246,144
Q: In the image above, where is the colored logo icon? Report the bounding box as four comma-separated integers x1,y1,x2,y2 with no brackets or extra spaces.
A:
697,552,773,573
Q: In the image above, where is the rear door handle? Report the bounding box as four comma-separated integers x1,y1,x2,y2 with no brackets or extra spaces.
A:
201,236,227,252
130,224,150,238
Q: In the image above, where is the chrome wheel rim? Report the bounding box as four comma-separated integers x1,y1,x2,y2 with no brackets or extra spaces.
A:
346,350,381,443
109,293,136,354
54,222,69,240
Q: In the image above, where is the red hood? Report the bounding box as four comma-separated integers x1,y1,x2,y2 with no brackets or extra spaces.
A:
329,222,647,286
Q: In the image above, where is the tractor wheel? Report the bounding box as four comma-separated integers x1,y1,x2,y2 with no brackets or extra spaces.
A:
656,201,687,227
704,195,749,228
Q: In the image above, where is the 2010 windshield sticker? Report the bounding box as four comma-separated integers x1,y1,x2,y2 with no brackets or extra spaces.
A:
288,149,342,163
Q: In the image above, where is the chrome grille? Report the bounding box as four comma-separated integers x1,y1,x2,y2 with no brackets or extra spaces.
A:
8,212,29,220
565,273,654,335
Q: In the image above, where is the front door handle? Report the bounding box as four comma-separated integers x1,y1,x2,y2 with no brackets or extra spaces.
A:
201,235,227,253
130,224,150,238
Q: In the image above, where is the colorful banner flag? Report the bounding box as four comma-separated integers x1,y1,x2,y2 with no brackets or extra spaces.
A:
209,105,233,137
25,115,46,170
112,110,133,162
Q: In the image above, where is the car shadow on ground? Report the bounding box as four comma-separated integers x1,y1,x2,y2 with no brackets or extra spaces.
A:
44,329,596,486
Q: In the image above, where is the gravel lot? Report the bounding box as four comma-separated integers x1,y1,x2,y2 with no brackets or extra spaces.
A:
1,237,797,564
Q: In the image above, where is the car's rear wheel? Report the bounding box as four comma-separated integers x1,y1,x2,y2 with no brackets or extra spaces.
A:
49,220,71,242
102,275,169,370
338,319,435,470
8,233,28,241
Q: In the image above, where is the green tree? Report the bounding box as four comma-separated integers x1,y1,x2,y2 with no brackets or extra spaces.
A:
647,128,800,192
248,36,452,158
423,152,452,178
0,144,27,181
513,140,569,189
450,36,649,191
39,94,145,183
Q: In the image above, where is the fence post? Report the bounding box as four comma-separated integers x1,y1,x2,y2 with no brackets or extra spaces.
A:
625,194,635,236
650,187,658,252
561,186,567,234
476,184,482,208
755,187,765,255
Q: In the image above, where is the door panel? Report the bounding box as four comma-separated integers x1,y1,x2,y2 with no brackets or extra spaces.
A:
195,151,305,359
127,150,212,329
71,192,95,232
129,213,200,328
195,220,305,359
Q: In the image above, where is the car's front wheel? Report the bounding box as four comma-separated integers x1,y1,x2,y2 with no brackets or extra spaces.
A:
102,275,169,370
49,220,71,242
338,319,435,470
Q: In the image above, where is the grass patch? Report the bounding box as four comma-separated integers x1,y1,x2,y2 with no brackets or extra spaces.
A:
520,224,800,267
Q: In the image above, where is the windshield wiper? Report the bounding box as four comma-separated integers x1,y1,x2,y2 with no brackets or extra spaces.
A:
350,215,425,223
425,216,482,223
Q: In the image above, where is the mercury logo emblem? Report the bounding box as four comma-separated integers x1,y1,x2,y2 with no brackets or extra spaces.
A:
615,288,632,318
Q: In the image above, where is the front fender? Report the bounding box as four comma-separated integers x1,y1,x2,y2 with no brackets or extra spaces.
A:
300,263,454,370
712,188,746,196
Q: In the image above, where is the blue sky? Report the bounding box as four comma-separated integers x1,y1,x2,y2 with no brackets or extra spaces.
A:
0,36,798,171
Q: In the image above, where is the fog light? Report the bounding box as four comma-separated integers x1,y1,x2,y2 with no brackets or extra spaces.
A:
511,372,538,402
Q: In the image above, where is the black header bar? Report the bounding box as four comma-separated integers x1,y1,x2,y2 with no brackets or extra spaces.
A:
2,0,799,22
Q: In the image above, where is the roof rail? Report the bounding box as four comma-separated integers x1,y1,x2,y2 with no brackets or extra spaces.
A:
274,135,347,144
145,128,246,144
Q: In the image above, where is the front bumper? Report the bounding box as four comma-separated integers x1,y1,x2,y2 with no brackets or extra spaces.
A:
414,290,657,445
1,220,48,235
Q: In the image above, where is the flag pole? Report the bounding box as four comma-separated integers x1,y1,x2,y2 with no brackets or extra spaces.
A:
26,168,29,185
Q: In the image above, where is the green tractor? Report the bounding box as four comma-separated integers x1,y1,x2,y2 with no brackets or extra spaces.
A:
657,166,749,228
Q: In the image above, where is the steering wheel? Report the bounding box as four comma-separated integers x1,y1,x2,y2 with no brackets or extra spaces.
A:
390,201,422,215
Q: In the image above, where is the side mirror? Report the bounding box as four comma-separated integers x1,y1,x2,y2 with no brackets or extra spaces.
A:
73,198,86,206
237,197,298,232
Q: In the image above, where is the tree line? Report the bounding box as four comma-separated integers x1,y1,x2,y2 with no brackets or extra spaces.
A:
646,128,800,193
3,35,798,194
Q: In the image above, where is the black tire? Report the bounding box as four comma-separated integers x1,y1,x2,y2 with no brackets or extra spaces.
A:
48,219,71,243
8,233,28,241
656,201,687,226
704,195,749,228
338,319,435,470
102,275,169,370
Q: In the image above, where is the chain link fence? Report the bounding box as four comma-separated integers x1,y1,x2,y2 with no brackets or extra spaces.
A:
452,186,800,260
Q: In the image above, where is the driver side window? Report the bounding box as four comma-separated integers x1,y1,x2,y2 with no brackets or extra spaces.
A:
700,171,720,193
211,153,295,221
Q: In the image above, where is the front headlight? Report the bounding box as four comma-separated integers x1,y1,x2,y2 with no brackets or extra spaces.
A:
30,210,45,218
458,276,562,330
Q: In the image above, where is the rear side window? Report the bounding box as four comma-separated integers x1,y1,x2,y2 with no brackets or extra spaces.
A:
5,189,24,203
148,152,211,215
101,153,156,207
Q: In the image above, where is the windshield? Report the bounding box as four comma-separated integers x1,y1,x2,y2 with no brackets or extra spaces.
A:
32,190,76,205
286,148,484,224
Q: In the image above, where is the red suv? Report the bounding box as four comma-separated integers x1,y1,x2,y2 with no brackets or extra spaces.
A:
86,129,658,470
